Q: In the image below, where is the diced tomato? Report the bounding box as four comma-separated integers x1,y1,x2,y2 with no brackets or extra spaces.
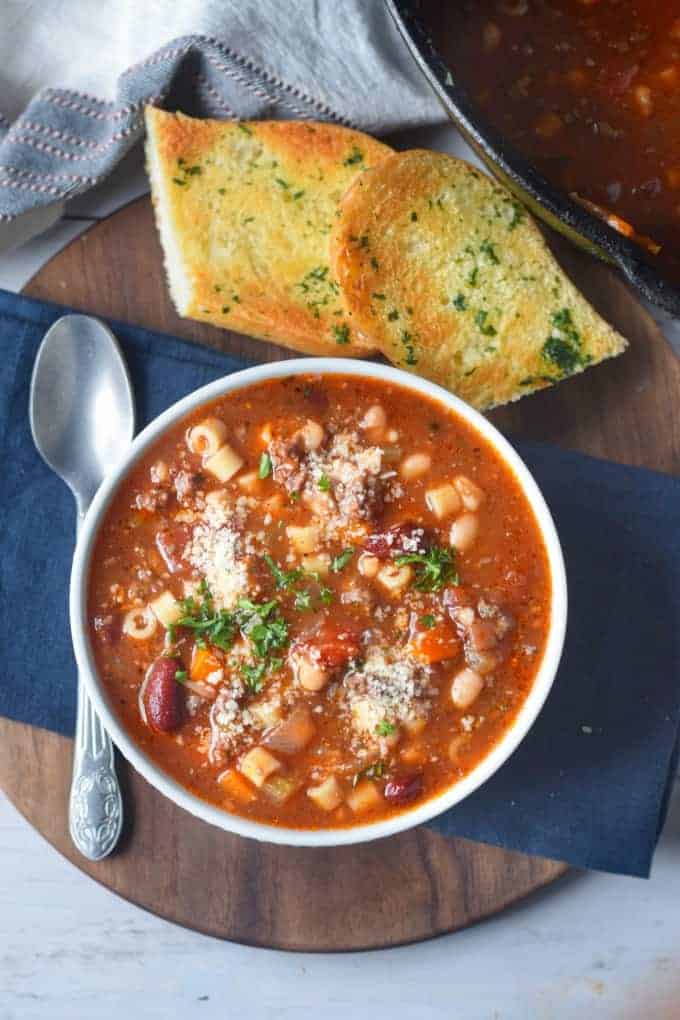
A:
190,646,223,683
411,618,462,664
299,621,361,669
156,524,191,574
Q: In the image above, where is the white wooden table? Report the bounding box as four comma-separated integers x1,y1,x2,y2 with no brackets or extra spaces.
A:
2,125,679,1020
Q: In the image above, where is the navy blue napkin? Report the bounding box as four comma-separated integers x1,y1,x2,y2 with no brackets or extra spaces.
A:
1,287,678,877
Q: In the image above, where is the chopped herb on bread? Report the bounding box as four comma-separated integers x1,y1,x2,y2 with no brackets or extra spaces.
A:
330,149,628,409
145,108,392,355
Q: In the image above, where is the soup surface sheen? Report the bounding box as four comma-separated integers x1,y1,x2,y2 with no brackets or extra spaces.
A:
442,1,680,285
89,375,551,828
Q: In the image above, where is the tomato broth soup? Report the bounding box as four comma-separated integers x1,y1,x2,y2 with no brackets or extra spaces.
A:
88,375,551,829
442,1,680,285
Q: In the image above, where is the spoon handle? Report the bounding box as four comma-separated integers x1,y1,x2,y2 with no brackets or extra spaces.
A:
69,676,124,860
69,510,123,861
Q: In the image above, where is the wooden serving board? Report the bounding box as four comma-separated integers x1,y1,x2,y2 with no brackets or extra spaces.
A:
1,197,678,951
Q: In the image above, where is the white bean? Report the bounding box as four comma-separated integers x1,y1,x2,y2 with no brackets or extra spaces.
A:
400,452,432,480
300,419,325,451
295,654,330,692
449,513,479,552
454,474,485,511
451,667,484,709
360,404,387,430
358,552,380,578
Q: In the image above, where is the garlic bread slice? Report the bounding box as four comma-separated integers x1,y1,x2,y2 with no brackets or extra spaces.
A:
331,149,627,409
145,108,392,355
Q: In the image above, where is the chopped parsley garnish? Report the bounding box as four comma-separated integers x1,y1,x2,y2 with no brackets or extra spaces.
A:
507,200,524,230
331,547,354,572
519,374,556,387
258,451,272,479
370,256,379,270
453,293,468,311
467,266,479,286
344,146,364,166
237,122,252,135
293,190,305,200
317,473,331,491
172,178,187,186
475,309,497,337
387,309,399,321
400,329,418,366
241,661,266,693
221,305,231,315
294,590,313,612
410,211,418,222
480,238,499,264
352,760,386,787
263,554,303,590
289,490,301,503
172,584,290,671
275,177,289,189
375,720,397,737
175,670,188,683
333,323,350,345
319,586,333,605
541,308,590,377
396,546,459,592
419,614,437,629
172,585,238,651
372,292,386,300
235,597,289,659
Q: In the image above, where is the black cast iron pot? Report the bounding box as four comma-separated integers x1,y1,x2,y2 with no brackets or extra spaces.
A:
386,0,680,321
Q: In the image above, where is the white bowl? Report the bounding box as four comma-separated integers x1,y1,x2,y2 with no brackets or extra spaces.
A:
70,358,567,847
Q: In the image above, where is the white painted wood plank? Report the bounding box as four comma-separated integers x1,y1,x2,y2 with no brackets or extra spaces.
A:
2,788,679,1020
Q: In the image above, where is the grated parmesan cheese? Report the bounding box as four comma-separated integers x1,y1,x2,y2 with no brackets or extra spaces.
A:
183,499,249,610
343,647,434,742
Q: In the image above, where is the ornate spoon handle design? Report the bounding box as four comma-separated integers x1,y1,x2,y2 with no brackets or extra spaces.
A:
69,511,123,861
69,676,123,860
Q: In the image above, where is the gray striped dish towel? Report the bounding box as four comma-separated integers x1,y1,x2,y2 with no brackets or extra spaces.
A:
0,1,443,250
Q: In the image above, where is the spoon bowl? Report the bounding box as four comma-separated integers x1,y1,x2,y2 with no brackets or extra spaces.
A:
30,315,135,515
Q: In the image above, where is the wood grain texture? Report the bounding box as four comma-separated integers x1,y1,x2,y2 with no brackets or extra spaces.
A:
1,195,677,951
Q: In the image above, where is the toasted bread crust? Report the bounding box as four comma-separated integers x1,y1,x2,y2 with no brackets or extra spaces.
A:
331,149,627,409
145,108,392,355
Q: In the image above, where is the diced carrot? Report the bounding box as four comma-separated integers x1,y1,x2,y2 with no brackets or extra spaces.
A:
411,619,462,664
218,769,256,803
191,646,222,682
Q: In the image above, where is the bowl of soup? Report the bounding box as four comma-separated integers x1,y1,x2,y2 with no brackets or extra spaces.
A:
70,359,567,846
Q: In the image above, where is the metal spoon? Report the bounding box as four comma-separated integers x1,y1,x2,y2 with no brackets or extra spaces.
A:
30,314,135,860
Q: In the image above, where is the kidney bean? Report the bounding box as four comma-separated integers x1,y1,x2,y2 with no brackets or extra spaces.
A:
363,523,431,559
143,658,184,732
384,773,424,805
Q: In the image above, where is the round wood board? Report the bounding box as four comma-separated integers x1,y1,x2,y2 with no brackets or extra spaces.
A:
1,197,679,952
